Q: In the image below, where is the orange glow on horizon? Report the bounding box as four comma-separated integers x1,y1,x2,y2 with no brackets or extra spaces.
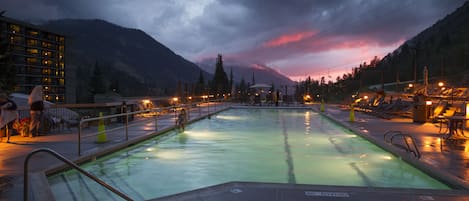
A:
264,31,317,47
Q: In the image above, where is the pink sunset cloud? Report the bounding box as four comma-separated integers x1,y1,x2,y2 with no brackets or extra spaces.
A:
263,31,317,47
231,30,406,81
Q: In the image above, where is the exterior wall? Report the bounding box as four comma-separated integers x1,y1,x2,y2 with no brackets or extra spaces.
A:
0,16,66,103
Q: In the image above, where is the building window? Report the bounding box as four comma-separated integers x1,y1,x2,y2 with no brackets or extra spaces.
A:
27,39,38,46
12,46,25,53
48,34,57,41
26,58,38,64
27,48,39,55
9,24,20,33
43,59,53,66
59,78,65,86
28,30,39,36
42,69,50,75
42,77,51,84
10,36,23,44
42,42,52,49
43,51,53,57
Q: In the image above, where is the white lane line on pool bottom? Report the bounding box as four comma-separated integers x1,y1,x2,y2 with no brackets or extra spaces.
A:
280,114,296,184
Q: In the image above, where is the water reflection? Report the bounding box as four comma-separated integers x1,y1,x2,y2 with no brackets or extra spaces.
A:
304,111,311,135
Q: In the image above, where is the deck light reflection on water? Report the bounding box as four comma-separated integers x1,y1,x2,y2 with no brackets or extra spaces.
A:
155,150,183,160
304,111,311,134
183,130,216,140
382,155,393,160
216,115,242,120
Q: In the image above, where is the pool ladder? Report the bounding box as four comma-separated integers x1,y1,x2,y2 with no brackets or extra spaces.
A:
24,148,133,201
383,130,421,159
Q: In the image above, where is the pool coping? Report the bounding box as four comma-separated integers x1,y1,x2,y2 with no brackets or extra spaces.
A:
37,105,469,200
151,181,469,201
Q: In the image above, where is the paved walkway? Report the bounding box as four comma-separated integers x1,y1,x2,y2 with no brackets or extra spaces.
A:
1,103,469,200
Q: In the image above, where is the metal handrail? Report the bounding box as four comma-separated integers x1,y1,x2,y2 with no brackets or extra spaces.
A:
390,133,421,159
24,148,133,201
383,130,402,143
77,100,225,155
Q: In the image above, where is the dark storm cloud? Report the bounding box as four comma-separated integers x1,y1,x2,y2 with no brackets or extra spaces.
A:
1,0,465,77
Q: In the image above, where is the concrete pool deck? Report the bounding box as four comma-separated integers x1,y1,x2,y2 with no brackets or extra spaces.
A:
1,103,469,200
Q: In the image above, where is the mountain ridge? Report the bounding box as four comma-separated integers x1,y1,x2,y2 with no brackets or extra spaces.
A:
197,58,295,87
41,19,210,102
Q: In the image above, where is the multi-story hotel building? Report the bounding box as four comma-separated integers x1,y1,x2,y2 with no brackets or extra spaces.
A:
0,16,65,103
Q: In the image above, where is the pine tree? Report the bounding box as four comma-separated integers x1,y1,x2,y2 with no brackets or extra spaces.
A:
89,62,106,94
109,78,120,93
211,54,229,96
251,72,256,85
229,67,234,90
195,70,205,95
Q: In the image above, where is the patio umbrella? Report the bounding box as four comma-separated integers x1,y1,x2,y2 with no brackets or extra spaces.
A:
28,85,43,105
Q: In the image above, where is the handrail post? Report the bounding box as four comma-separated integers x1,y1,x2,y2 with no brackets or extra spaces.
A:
174,106,177,125
154,113,158,131
78,119,82,156
125,112,129,141
24,148,133,201
199,103,201,117
402,136,412,153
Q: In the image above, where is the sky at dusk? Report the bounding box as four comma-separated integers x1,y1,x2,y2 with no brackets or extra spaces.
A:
1,0,466,81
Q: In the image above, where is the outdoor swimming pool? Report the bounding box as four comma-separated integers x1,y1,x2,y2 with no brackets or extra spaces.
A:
48,108,450,200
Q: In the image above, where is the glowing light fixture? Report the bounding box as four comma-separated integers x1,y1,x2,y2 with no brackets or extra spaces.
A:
425,101,432,106
363,95,369,100
466,103,469,129
142,99,151,104
408,83,413,88
438,82,444,87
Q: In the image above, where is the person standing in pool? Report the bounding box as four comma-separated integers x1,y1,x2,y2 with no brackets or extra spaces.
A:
177,109,187,131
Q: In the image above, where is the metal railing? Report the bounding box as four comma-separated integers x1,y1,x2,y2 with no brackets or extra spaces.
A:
383,130,402,143
23,148,133,201
77,100,225,155
383,130,421,159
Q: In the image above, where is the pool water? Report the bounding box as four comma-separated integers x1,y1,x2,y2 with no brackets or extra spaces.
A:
48,108,450,200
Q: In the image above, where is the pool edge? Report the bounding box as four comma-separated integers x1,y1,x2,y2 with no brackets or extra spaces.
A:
35,106,231,201
314,105,469,190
